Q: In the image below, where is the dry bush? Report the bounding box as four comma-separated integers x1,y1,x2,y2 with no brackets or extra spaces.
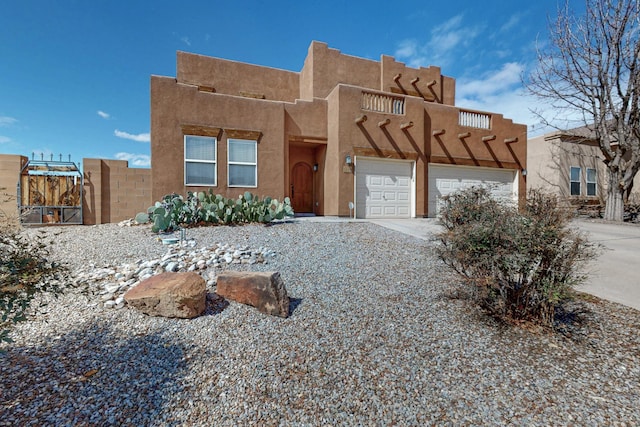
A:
0,189,67,345
437,187,599,327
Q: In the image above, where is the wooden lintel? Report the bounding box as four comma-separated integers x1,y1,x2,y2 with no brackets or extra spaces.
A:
197,85,216,93
239,91,265,99
225,128,262,141
181,124,222,138
289,135,328,144
353,146,418,160
430,155,520,170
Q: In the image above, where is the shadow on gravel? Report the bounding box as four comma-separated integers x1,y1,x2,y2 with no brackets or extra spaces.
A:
438,282,596,341
0,320,187,426
205,292,230,315
553,299,594,341
289,297,303,315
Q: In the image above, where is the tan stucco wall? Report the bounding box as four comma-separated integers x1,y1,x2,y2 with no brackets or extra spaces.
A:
425,104,527,208
151,41,527,217
527,133,640,204
380,55,455,106
0,154,28,227
176,51,300,103
83,158,151,224
301,41,380,101
301,41,456,105
151,76,289,203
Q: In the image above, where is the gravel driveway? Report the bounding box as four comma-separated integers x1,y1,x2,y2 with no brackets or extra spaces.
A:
1,221,639,426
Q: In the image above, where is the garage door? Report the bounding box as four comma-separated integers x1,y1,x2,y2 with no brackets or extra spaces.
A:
356,158,413,218
428,164,517,217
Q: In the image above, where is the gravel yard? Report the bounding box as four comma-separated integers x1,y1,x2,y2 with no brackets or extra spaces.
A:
1,220,639,426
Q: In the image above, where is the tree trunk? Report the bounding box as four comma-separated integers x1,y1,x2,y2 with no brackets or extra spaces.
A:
604,172,625,221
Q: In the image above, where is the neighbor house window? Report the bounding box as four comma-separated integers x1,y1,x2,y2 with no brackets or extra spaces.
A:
570,166,581,196
228,139,257,187
586,168,597,196
185,135,217,186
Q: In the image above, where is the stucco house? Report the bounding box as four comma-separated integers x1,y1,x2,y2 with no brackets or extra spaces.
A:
527,125,640,209
151,41,526,218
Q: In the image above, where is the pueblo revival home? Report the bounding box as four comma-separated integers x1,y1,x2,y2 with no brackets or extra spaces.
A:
151,41,527,218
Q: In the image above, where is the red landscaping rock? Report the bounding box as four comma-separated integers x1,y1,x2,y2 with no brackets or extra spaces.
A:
216,271,289,318
124,272,206,318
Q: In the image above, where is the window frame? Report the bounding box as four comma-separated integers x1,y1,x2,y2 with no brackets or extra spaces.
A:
227,138,258,188
586,167,597,197
184,135,217,186
570,166,581,196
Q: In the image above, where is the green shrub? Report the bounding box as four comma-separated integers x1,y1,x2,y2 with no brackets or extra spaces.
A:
437,187,598,327
137,191,295,232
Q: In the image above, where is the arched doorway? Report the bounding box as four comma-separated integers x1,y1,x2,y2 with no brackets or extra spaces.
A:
291,162,313,213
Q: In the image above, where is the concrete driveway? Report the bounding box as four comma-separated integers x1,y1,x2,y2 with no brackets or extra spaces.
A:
572,220,640,311
368,218,640,312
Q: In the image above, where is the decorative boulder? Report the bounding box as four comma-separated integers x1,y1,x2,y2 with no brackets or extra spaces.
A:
216,271,289,318
124,272,206,318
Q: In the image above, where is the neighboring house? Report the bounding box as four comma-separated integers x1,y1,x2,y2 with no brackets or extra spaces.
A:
528,126,640,208
150,41,527,218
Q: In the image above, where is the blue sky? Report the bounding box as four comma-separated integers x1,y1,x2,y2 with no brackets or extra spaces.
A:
0,0,572,168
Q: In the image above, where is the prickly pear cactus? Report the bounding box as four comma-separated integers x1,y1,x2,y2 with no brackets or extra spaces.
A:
142,190,295,231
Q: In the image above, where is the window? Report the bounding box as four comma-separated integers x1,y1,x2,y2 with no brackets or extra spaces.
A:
570,166,581,196
185,135,216,186
586,168,597,196
228,139,257,187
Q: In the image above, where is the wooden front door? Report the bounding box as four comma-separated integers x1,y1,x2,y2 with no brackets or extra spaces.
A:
291,162,313,213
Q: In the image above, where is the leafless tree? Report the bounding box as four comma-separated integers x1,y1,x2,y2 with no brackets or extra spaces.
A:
527,0,640,221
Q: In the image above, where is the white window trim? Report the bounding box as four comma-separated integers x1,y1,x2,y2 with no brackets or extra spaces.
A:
570,166,581,196
227,139,258,188
184,135,217,186
586,167,597,196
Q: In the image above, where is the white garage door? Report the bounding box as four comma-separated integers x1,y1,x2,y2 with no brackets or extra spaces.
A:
428,164,517,217
356,158,413,218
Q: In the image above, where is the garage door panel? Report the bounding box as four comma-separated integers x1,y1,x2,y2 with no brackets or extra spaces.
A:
382,177,394,186
383,206,397,215
369,191,383,201
370,176,383,186
383,191,397,201
370,206,383,216
356,158,413,219
428,164,517,217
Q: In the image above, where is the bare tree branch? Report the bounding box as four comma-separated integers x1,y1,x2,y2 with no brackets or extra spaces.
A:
525,0,640,221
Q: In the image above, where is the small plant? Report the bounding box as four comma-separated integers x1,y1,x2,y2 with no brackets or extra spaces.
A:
136,191,294,232
437,187,599,327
